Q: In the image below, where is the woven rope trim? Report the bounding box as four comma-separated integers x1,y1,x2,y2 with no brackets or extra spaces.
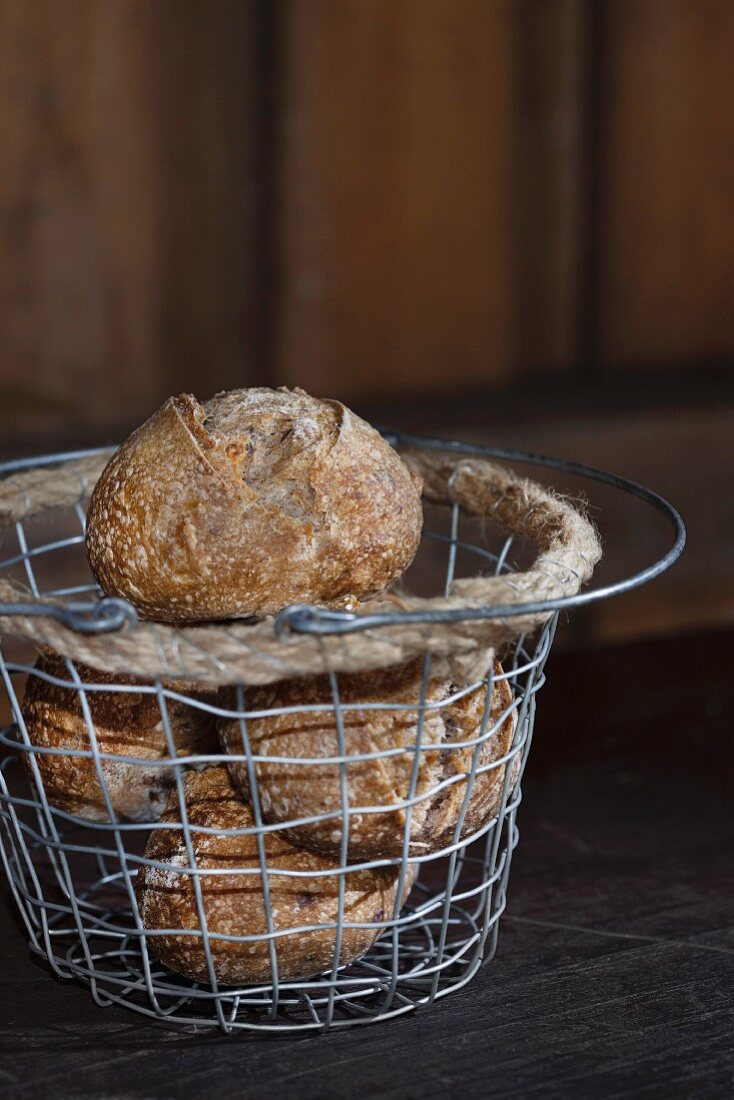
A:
0,446,601,685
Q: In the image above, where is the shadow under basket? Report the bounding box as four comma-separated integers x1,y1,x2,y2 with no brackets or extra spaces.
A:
0,432,684,1034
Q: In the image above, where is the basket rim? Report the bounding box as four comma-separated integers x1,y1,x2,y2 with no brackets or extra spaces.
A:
0,432,684,638
0,431,684,639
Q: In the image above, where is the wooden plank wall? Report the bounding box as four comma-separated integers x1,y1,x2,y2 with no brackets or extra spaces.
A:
2,0,733,429
276,0,516,398
597,0,734,369
0,0,162,430
0,0,260,440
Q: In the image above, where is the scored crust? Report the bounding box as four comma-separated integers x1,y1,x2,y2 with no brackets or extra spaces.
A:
21,649,218,822
218,657,518,859
85,387,423,622
136,767,414,985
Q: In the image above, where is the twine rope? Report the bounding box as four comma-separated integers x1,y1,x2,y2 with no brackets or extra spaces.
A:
0,446,601,685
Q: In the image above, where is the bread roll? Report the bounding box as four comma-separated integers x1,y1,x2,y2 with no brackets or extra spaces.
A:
136,767,413,985
85,387,423,622
218,658,517,859
21,650,218,822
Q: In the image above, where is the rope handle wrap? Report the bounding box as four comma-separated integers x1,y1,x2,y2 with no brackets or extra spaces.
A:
0,445,601,685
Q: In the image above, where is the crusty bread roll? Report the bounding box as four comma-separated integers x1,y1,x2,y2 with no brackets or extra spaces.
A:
21,650,218,822
136,767,414,985
218,658,517,859
85,387,423,622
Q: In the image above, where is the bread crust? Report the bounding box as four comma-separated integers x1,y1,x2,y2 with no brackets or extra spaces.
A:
85,388,423,621
21,650,218,822
218,658,517,859
136,767,412,985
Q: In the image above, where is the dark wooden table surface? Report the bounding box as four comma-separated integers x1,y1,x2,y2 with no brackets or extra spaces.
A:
1,627,732,1100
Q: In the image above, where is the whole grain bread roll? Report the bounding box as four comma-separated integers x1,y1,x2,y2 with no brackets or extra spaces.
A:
21,650,218,822
85,387,423,622
136,767,414,985
218,658,518,859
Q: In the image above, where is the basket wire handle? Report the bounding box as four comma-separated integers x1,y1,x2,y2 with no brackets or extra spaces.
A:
0,438,680,688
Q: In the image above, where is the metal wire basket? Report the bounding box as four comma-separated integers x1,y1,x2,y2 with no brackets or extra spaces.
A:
0,433,684,1034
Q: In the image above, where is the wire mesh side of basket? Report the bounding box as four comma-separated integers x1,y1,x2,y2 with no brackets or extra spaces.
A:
0,618,553,1033
0,438,684,1033
0,482,557,1035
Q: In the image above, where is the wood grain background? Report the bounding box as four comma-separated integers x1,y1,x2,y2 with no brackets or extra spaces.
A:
0,0,732,640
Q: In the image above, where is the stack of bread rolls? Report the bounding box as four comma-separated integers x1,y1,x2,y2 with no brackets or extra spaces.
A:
21,387,517,987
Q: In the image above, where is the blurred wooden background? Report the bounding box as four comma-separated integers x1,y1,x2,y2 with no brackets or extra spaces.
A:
1,0,732,642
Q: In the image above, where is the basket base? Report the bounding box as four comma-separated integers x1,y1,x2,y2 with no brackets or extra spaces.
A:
1,754,519,1034
23,873,513,1033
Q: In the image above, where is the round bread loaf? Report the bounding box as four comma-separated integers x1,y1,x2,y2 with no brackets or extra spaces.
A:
85,387,423,622
218,658,517,859
136,767,413,985
21,650,218,822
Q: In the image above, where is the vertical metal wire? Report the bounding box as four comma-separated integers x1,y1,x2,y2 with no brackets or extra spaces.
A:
471,616,555,970
157,683,230,1031
0,610,91,981
427,660,499,1004
382,652,432,1012
234,682,281,1019
67,661,162,1014
66,657,138,1008
444,501,461,597
494,534,515,579
15,521,40,597
324,670,351,1028
9,660,103,996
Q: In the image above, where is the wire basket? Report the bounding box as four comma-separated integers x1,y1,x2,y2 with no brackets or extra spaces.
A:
0,433,684,1034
